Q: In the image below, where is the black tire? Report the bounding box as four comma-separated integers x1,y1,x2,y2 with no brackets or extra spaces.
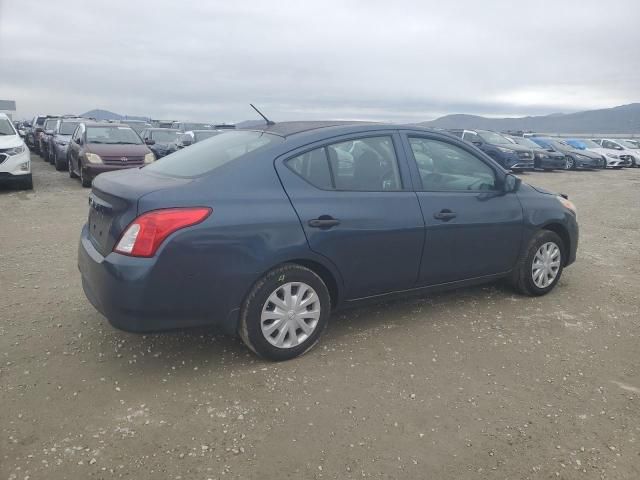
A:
53,150,65,171
80,166,91,187
68,155,78,178
510,230,565,296
239,263,331,361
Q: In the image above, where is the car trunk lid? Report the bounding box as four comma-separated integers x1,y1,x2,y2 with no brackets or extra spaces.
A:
88,169,192,256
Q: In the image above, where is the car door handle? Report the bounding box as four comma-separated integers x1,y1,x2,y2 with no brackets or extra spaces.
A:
308,216,340,228
433,209,457,221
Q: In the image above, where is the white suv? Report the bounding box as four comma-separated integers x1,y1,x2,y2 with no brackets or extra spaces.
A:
0,113,32,189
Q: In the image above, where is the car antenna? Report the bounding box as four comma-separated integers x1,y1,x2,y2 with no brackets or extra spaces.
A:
250,104,275,126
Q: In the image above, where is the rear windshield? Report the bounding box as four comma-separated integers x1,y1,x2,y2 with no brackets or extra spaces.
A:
145,130,283,177
86,126,142,145
151,130,181,142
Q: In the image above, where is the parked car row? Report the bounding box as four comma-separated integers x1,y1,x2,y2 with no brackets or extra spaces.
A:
448,128,640,172
16,113,232,188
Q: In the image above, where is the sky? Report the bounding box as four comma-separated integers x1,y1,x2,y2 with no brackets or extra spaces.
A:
1,0,639,123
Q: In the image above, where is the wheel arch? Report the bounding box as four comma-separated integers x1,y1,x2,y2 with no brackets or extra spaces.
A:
541,222,571,265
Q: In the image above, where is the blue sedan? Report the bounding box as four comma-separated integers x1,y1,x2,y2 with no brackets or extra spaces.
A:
78,122,579,360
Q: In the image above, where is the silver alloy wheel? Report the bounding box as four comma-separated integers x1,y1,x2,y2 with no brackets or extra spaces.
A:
531,242,561,289
260,282,321,348
565,156,573,170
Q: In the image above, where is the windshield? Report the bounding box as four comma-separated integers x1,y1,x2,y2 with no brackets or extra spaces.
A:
571,139,600,149
619,139,640,149
151,130,181,142
44,119,58,130
512,137,540,149
35,116,47,126
124,122,148,133
145,130,283,177
86,126,142,144
59,122,80,135
478,131,512,145
0,118,17,135
194,131,220,142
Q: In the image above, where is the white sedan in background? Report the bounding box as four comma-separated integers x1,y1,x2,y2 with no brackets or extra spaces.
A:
564,138,625,168
0,112,32,189
592,138,639,167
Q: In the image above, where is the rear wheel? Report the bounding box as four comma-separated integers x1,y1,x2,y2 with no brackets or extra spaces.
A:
53,150,65,171
565,156,575,170
239,264,331,361
510,230,564,296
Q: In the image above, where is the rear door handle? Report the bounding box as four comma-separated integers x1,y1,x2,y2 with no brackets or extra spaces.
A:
308,216,340,229
433,209,457,221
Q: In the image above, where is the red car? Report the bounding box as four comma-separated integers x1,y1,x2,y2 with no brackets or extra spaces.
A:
67,122,155,187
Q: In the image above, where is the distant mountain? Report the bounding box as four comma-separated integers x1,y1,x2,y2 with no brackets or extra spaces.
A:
80,109,150,122
419,103,640,134
81,109,122,120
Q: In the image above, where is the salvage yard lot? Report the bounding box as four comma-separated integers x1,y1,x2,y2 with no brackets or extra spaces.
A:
1,157,639,479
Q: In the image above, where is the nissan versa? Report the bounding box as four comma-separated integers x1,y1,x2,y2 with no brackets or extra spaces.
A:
78,122,579,360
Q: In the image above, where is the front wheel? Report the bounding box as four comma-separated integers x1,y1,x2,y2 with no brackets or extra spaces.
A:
239,264,331,361
68,155,78,178
510,230,564,296
80,166,91,187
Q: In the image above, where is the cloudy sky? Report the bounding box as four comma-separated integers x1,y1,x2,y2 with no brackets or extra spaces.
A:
1,0,639,123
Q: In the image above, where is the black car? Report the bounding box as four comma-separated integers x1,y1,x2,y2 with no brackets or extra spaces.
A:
449,129,535,171
140,128,182,159
40,117,61,162
506,136,567,170
530,137,605,170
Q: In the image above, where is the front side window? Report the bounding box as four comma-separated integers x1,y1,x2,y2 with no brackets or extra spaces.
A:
145,130,283,177
409,137,497,192
86,126,142,145
478,131,512,145
151,130,181,143
326,136,402,191
44,119,58,131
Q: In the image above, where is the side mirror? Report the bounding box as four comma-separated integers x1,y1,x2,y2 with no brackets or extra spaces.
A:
472,141,483,147
18,129,26,137
181,138,193,146
144,138,155,145
503,173,521,193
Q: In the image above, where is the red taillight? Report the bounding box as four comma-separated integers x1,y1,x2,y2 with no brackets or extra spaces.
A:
114,207,212,257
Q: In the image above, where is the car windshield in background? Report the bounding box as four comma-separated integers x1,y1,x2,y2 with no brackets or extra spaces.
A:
0,118,17,135
512,137,541,149
125,123,148,133
86,126,142,144
184,123,213,131
576,139,601,149
44,119,58,130
194,131,220,142
35,117,47,126
145,130,283,177
151,130,181,143
479,131,512,145
618,140,640,149
59,122,80,135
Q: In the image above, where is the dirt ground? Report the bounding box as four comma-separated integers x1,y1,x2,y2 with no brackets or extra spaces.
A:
1,156,639,480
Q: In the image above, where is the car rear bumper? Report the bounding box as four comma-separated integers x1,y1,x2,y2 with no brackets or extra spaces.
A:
78,224,239,334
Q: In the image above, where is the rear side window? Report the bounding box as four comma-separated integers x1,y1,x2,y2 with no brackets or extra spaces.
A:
327,136,401,191
285,136,402,191
145,130,283,177
286,148,332,189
